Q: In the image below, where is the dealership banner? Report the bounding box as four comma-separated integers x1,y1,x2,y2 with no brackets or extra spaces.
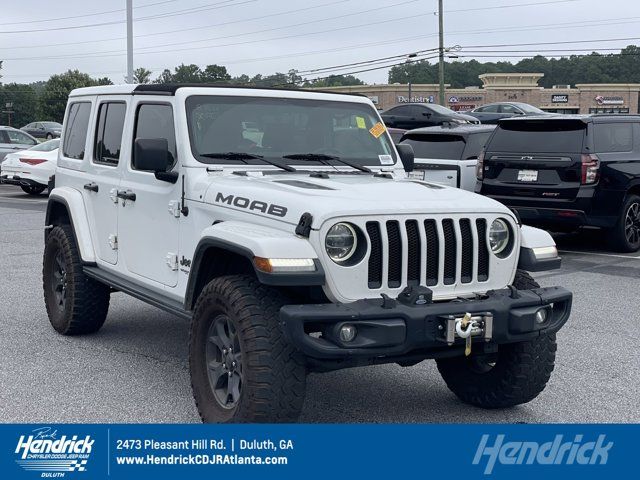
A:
0,423,634,479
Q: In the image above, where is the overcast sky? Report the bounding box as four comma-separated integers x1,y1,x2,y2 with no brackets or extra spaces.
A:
0,0,639,85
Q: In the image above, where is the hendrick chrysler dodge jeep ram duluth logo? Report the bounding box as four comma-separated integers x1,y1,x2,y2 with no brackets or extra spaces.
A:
215,192,288,217
14,427,94,475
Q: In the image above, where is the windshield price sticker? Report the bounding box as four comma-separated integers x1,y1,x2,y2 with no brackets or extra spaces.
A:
369,122,386,138
379,155,394,165
355,116,367,129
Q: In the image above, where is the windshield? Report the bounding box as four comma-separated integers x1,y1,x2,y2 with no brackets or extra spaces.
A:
29,139,60,151
426,104,457,115
515,104,545,114
402,134,466,160
185,95,397,167
42,122,62,129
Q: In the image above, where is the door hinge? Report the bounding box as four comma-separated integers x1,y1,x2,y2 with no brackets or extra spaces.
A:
109,188,119,204
108,234,118,250
168,200,181,218
165,253,178,271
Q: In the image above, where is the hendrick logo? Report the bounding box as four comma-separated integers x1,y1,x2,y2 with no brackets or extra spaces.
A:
215,192,288,217
14,427,94,476
473,434,613,475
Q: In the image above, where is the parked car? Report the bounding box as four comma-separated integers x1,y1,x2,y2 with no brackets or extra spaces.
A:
381,103,479,130
467,102,550,124
21,121,63,140
42,83,569,423
387,127,406,144
0,138,59,195
0,126,38,161
400,124,495,191
477,114,640,251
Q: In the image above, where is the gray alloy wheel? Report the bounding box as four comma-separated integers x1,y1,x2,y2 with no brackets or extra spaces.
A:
205,314,243,409
624,201,640,247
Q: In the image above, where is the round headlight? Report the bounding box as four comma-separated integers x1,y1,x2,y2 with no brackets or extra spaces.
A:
326,223,357,262
489,219,510,255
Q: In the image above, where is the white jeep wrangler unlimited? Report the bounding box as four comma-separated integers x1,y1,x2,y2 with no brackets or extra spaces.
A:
43,84,572,422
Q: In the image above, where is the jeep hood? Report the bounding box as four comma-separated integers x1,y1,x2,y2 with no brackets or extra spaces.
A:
201,171,512,227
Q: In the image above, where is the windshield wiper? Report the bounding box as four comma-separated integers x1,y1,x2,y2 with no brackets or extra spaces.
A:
200,152,296,172
281,153,372,173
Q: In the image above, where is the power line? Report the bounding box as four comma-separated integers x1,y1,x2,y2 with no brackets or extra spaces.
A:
1,10,436,61
0,0,249,34
0,0,355,50
439,0,580,14
0,0,177,27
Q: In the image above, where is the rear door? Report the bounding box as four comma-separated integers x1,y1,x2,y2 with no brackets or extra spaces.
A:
482,119,587,200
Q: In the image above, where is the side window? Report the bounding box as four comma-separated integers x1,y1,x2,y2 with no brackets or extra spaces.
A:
482,104,500,113
500,104,518,114
594,123,633,153
133,103,177,171
94,102,126,166
6,130,37,145
63,102,92,159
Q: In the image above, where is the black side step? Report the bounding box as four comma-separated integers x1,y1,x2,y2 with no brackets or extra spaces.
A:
83,266,191,320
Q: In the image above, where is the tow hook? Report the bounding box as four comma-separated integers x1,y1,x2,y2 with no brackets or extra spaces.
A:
439,312,494,354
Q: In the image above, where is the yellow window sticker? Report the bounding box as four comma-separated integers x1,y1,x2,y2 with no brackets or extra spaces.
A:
355,116,367,129
369,122,386,138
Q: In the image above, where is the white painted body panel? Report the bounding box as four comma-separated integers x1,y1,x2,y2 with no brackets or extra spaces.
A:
1,148,58,186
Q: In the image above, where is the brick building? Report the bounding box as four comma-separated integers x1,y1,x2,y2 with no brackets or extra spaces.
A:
315,73,640,114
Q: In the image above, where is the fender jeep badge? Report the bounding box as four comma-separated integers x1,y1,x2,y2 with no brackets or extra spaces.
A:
215,192,288,217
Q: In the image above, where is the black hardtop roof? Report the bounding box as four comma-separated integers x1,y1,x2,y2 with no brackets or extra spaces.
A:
403,124,496,137
132,83,365,98
498,114,640,125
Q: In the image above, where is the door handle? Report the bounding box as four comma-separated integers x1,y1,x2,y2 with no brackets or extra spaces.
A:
116,190,136,202
83,182,99,192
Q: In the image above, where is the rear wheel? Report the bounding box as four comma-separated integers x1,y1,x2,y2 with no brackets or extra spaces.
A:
43,225,110,335
46,133,53,140
436,270,557,408
609,194,640,252
21,185,46,196
189,275,306,423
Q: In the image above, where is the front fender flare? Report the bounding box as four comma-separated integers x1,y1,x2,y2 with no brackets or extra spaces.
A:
185,222,325,310
518,225,561,272
46,187,96,264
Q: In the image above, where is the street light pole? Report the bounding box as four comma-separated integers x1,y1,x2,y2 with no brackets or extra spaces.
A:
126,0,134,83
438,0,445,105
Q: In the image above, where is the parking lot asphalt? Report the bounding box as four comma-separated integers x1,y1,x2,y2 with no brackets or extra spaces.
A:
1,183,638,424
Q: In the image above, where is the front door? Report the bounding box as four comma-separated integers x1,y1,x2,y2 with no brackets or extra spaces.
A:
118,101,181,287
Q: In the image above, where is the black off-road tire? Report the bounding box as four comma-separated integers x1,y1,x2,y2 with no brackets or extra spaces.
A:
609,194,640,253
190,275,306,423
21,185,46,196
43,225,110,335
436,270,557,408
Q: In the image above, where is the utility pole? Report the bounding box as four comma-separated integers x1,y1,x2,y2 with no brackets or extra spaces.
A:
438,0,445,105
126,0,134,83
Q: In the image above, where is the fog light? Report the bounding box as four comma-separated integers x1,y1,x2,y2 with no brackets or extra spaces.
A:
535,308,549,324
339,324,357,343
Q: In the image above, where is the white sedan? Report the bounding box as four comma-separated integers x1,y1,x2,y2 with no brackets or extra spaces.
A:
0,139,59,195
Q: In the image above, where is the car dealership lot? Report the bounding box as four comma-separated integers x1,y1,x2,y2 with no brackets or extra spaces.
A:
0,183,638,423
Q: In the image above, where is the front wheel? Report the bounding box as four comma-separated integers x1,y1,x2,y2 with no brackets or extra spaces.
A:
609,194,640,252
189,275,306,423
436,270,557,408
21,184,46,196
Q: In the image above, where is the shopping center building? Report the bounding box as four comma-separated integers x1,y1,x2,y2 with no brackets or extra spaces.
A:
316,73,640,114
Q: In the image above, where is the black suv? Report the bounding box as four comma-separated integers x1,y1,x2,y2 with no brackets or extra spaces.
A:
477,115,640,251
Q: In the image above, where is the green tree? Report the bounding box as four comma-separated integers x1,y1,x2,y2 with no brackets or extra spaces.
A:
0,83,39,127
133,67,152,84
202,64,231,83
306,74,364,88
154,68,174,84
40,70,109,123
171,64,204,83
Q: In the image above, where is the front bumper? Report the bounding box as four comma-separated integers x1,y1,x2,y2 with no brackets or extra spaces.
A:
281,286,571,360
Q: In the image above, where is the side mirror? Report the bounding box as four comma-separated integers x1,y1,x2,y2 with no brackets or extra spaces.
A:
134,138,178,183
422,112,431,117
396,143,415,173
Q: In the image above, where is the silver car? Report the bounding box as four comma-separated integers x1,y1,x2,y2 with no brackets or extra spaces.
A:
0,126,39,161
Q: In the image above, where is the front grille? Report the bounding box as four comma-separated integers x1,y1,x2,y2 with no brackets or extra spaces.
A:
365,217,490,289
